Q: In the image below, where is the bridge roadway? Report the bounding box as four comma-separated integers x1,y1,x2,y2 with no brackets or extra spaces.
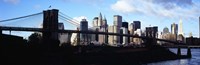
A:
0,26,184,44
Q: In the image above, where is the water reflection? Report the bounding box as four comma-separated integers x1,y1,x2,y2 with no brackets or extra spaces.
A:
147,49,200,65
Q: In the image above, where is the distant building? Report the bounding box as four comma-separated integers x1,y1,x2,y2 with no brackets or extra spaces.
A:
113,15,122,44
178,18,184,36
163,27,169,34
129,23,134,43
98,13,103,26
134,29,143,45
171,23,178,40
58,23,71,45
80,19,88,44
120,27,128,45
122,22,128,29
108,25,115,46
186,36,200,45
113,15,122,27
177,34,185,43
133,21,141,31
92,17,98,27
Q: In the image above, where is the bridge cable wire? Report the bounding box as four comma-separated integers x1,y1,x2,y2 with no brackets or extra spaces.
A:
0,12,43,22
58,15,80,27
59,12,92,27
59,15,80,27
59,12,80,24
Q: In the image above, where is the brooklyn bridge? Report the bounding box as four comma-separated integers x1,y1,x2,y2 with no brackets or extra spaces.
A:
0,9,195,65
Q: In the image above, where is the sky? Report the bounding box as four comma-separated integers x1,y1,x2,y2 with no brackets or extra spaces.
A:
0,0,200,38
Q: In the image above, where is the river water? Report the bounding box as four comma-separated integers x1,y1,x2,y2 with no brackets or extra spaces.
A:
147,48,200,65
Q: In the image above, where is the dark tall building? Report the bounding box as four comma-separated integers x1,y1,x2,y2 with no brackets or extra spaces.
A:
133,21,141,31
122,22,128,29
80,19,88,43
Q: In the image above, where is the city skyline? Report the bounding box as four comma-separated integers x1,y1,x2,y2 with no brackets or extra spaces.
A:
0,0,200,38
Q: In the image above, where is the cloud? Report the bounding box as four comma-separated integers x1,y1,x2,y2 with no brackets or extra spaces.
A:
152,0,193,9
110,0,200,20
3,0,20,4
73,16,87,22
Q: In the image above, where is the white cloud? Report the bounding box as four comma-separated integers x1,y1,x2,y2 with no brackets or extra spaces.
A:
73,16,87,22
111,0,135,13
3,0,20,4
110,0,200,20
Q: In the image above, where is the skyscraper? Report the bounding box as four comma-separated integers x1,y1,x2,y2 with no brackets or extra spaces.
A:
98,12,103,27
108,25,114,45
129,23,134,43
199,17,200,38
171,23,178,35
133,21,141,31
179,18,184,36
114,15,122,27
80,19,88,44
171,23,178,40
92,17,98,27
113,15,122,44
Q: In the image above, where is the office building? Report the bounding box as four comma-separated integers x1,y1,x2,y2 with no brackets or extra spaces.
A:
113,15,122,44
80,19,88,44
133,21,141,31
171,23,178,40
179,18,184,36
92,17,98,27
120,27,128,45
108,25,114,46
129,23,134,43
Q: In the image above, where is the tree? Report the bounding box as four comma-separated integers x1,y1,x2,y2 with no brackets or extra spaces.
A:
28,32,42,48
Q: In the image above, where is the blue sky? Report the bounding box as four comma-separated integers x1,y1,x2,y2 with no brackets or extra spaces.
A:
0,0,200,38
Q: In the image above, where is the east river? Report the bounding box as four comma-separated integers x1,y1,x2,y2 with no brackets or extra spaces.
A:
147,48,200,65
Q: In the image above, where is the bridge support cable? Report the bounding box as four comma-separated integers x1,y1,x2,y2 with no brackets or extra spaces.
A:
59,12,80,24
0,12,43,23
58,15,79,27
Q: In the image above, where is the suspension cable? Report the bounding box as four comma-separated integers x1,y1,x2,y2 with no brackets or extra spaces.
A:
0,12,43,22
59,15,79,26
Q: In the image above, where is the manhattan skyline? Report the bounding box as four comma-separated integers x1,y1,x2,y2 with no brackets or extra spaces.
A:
0,0,200,37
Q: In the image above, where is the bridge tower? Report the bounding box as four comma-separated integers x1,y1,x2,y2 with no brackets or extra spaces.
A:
42,9,59,47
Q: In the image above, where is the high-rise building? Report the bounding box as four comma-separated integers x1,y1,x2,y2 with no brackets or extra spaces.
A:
171,23,178,34
120,27,128,45
121,22,128,44
114,15,122,27
122,22,128,29
113,15,122,44
129,23,135,43
133,21,141,31
80,19,88,44
179,18,184,36
92,17,98,27
171,23,178,40
199,17,200,38
98,13,103,27
108,25,114,46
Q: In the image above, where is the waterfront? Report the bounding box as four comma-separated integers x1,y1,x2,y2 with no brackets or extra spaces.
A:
147,48,200,65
